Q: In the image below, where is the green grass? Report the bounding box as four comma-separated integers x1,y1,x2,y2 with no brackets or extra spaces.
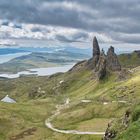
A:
114,104,140,140
0,63,140,140
0,99,55,140
119,52,140,68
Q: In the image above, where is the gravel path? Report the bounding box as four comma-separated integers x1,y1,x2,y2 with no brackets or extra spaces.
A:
45,98,105,135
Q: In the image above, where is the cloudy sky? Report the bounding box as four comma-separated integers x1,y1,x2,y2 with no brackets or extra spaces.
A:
0,0,140,49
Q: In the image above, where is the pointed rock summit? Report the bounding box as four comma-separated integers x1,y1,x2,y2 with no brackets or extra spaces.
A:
106,46,121,71
86,37,121,80
93,36,100,57
92,36,100,67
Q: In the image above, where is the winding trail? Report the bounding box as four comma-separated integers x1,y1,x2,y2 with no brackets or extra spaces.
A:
45,98,105,135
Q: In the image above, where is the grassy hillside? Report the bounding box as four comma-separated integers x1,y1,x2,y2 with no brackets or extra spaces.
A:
109,67,140,140
0,51,89,73
119,51,140,68
0,61,140,140
0,99,55,140
114,105,140,140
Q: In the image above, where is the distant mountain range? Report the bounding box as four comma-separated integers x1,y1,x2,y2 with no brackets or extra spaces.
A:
0,47,92,56
0,49,90,73
0,47,139,74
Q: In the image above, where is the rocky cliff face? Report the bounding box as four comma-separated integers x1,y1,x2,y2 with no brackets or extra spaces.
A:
90,37,121,80
106,46,121,71
96,50,107,80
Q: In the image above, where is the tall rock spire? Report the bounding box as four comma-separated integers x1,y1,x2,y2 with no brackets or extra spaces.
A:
86,37,121,76
93,36,100,57
92,36,100,67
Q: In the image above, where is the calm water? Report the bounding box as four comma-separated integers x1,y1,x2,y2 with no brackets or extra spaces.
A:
0,64,74,79
0,52,74,79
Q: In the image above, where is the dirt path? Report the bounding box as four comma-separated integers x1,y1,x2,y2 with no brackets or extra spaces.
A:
45,98,105,135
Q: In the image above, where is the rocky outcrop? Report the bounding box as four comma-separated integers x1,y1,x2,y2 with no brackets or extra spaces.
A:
103,129,116,140
106,46,121,71
102,121,116,140
90,37,121,80
117,69,131,81
96,49,107,80
102,110,131,140
92,36,100,67
122,110,130,128
134,50,140,57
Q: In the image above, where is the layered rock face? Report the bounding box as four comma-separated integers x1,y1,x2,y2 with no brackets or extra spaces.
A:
91,37,121,80
96,50,107,80
106,46,121,71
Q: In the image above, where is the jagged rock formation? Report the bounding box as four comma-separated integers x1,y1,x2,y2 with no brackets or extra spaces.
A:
106,46,121,71
89,37,121,80
96,49,107,80
92,36,100,67
86,36,100,69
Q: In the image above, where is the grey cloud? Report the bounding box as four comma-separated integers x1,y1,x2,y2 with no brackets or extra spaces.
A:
0,0,140,44
31,27,47,32
111,32,140,44
55,32,89,43
1,20,9,26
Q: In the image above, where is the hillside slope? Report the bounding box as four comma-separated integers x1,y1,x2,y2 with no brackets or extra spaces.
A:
0,37,140,140
118,50,140,68
0,62,140,140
